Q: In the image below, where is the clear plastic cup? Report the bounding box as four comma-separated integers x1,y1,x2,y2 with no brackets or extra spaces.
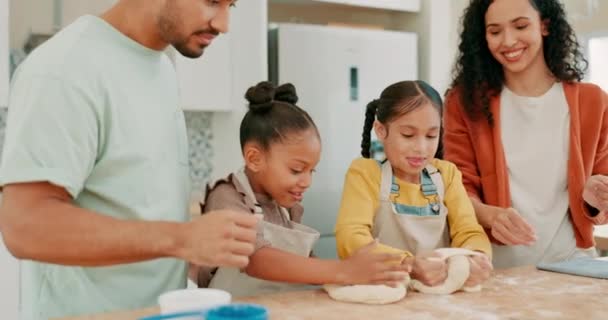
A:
158,288,232,318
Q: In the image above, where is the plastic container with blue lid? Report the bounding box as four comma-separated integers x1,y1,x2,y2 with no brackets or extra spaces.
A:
204,303,268,320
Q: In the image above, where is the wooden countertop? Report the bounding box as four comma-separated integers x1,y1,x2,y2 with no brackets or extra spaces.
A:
58,265,608,320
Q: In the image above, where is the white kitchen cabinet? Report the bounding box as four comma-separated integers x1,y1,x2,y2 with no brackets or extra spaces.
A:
272,0,420,12
588,36,608,91
316,0,420,11
61,0,117,26
1,0,9,107
270,23,417,258
174,0,267,111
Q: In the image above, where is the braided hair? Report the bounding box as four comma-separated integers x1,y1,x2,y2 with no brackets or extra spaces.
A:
361,80,444,158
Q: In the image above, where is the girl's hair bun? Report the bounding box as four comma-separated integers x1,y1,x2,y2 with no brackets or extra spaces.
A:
245,81,275,113
274,83,298,104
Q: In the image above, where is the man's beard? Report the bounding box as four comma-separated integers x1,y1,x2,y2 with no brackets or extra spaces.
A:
172,39,206,59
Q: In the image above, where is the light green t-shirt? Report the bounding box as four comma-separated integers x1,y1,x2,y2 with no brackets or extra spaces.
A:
0,15,190,320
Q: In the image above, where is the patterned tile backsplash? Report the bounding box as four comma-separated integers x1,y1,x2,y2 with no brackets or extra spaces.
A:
0,108,214,192
184,111,214,191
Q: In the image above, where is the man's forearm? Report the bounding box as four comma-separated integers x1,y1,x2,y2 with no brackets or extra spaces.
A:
0,196,184,266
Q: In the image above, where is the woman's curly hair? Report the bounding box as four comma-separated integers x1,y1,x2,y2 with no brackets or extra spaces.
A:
449,0,587,124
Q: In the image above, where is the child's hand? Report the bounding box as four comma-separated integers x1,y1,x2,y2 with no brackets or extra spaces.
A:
401,256,415,273
410,252,448,286
337,241,409,287
464,254,493,287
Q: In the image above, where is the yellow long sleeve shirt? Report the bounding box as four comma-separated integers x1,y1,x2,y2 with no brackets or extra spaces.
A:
335,158,492,260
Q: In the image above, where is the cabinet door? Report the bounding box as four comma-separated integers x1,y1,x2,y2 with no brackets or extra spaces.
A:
313,0,420,12
358,0,420,11
62,0,117,26
174,0,266,112
0,0,8,107
174,34,232,111
588,36,608,91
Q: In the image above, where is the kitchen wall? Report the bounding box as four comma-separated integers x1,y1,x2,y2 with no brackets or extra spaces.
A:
9,0,117,49
563,0,608,35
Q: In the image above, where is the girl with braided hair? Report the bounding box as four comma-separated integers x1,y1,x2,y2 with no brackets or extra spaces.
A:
336,80,492,288
443,0,608,269
191,82,410,297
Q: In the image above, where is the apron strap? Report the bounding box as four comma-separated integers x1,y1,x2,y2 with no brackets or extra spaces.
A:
280,207,291,221
234,168,291,218
424,164,445,202
420,170,438,196
421,164,445,214
380,160,393,201
380,161,445,210
233,168,263,214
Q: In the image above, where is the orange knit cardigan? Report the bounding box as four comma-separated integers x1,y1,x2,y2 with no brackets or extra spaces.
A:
443,82,608,248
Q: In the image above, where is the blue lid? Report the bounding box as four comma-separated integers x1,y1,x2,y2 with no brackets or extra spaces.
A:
204,304,268,320
138,310,204,320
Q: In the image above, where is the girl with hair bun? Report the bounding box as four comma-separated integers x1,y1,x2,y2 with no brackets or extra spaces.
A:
191,81,410,297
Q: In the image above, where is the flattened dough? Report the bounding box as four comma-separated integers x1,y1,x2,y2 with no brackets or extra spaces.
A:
324,275,410,305
324,284,406,305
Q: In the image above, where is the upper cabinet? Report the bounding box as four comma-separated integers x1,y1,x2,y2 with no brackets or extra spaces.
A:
173,0,268,111
271,0,420,12
7,0,267,112
1,0,9,107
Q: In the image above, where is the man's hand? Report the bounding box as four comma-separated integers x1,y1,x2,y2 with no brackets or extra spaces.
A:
179,210,258,268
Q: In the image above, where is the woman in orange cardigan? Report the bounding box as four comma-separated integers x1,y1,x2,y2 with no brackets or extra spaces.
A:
443,0,608,268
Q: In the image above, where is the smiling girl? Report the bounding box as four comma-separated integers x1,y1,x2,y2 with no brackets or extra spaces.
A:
335,80,492,288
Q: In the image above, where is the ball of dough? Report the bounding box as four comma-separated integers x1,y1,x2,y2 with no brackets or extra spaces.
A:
409,248,484,295
410,255,470,294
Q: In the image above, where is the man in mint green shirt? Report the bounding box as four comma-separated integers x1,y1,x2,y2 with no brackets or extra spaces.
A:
0,1,257,319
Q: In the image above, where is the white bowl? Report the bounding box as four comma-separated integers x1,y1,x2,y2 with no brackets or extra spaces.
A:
158,288,232,315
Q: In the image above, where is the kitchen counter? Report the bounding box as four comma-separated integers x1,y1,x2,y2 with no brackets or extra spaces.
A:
57,265,608,320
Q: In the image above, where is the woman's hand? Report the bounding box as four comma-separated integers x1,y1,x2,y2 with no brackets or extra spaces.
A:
583,175,608,212
489,207,537,246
